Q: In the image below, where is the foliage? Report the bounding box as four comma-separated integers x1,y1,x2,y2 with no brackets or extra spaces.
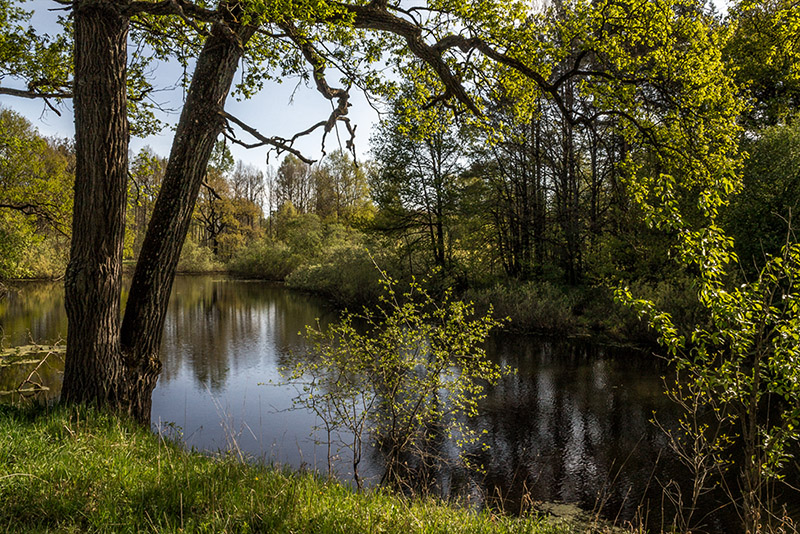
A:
599,276,705,342
190,145,265,262
727,0,800,127
370,87,465,271
230,210,383,304
0,108,72,279
618,240,800,532
0,404,571,534
126,147,166,260
0,0,71,97
593,2,800,529
312,150,374,224
726,116,800,272
280,211,324,259
464,282,580,335
228,238,298,280
285,244,391,307
176,237,223,273
611,8,800,520
282,276,506,490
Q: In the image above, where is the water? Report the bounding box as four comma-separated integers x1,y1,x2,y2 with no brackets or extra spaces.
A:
0,276,790,532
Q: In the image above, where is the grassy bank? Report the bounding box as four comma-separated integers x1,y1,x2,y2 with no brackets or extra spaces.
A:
0,405,576,534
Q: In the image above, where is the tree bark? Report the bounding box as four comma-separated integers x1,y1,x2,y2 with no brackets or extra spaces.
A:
119,22,256,423
61,2,255,424
61,0,130,408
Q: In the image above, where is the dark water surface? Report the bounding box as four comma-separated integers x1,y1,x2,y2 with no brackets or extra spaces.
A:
1,276,783,532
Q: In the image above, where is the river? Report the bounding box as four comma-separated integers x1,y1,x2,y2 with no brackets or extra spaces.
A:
0,275,780,532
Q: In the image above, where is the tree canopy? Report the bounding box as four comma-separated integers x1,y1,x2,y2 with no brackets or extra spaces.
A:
2,0,800,529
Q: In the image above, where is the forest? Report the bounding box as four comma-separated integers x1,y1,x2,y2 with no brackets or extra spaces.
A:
1,0,800,532
4,4,800,338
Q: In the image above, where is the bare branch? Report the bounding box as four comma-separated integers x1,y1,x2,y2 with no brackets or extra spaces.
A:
220,110,317,164
255,27,289,39
201,180,222,200
278,21,357,159
0,86,72,100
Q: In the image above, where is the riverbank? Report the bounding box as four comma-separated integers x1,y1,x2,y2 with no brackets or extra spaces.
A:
0,405,585,534
1,270,668,348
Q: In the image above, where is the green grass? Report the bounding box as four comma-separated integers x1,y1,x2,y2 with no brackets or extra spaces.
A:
0,404,577,534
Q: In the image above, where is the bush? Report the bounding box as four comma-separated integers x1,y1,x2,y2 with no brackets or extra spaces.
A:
283,277,506,489
177,238,223,273
228,238,298,280
285,245,390,307
19,236,70,279
579,276,705,342
464,281,580,334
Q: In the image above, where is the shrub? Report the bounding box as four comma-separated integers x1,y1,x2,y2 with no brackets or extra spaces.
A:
282,277,506,490
177,238,223,273
285,245,390,307
19,236,70,279
228,238,298,280
464,281,580,334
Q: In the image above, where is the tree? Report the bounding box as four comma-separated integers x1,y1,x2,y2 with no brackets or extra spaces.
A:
312,150,371,223
1,0,744,426
727,117,800,273
0,0,71,102
275,154,314,213
61,0,261,421
466,102,548,281
727,0,800,127
230,160,265,229
191,155,263,260
195,165,234,256
126,147,166,260
371,92,465,271
614,2,800,529
0,107,73,278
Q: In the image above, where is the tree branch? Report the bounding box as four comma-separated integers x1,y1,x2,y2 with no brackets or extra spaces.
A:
0,86,72,100
0,202,69,237
220,110,317,164
338,3,480,115
201,180,222,200
278,21,357,159
125,0,220,23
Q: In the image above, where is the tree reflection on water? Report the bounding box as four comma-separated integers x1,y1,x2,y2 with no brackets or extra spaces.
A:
0,276,758,532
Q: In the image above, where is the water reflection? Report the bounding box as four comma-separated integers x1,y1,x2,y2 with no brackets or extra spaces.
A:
471,337,679,519
1,277,783,532
0,280,67,346
154,277,338,464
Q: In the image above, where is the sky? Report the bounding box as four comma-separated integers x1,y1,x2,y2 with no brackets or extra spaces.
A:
2,77,380,170
0,0,383,171
0,0,729,172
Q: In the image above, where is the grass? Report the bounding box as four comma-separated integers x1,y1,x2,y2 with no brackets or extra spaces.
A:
0,404,577,534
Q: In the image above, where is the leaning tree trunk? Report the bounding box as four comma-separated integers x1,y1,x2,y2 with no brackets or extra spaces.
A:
61,0,130,407
118,22,256,423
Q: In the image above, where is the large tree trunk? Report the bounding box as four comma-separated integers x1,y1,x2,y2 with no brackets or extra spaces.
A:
61,0,129,407
61,3,256,424
119,22,256,423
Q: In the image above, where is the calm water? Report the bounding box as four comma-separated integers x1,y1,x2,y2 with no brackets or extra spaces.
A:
0,276,779,531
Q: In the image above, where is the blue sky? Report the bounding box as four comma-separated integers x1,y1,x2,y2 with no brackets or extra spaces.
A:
0,0,382,170
1,0,729,172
